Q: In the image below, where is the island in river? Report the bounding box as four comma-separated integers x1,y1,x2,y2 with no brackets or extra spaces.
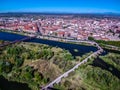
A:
0,31,120,90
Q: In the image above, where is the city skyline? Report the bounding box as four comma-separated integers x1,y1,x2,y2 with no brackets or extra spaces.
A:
0,1,120,90
0,0,120,13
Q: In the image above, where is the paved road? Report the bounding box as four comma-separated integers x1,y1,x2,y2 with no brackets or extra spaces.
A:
42,41,103,90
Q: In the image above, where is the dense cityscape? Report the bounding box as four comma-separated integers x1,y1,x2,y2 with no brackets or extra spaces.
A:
0,13,120,90
0,14,120,41
0,0,120,90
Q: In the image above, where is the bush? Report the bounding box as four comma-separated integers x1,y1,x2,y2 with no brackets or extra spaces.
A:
88,37,94,41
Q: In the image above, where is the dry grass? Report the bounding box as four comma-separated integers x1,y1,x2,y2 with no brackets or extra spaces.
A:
26,59,63,81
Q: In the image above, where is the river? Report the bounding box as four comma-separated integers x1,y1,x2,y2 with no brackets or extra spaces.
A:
0,31,119,90
0,76,31,90
0,31,98,90
0,31,98,56
92,56,120,79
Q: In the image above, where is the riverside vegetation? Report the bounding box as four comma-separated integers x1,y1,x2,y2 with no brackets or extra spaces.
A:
0,40,91,90
99,53,120,72
54,52,120,90
88,36,120,50
0,40,120,90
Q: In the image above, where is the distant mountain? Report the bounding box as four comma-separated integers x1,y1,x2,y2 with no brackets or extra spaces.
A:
0,12,120,18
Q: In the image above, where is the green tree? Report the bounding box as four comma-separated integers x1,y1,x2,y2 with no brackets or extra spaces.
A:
2,61,12,73
88,36,95,41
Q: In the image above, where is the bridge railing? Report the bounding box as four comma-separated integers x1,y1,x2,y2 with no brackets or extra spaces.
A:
42,43,104,90
0,36,36,47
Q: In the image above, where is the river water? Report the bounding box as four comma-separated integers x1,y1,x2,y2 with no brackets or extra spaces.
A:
0,31,98,90
0,31,98,56
0,31,119,90
0,76,31,90
92,57,120,79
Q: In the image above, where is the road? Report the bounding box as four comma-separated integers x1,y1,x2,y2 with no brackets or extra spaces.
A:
42,41,103,90
104,44,120,51
0,32,104,90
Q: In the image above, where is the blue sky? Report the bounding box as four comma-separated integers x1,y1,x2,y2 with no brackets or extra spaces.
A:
0,0,120,13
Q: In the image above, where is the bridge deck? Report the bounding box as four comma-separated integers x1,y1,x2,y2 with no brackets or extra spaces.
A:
0,36,36,47
42,42,103,90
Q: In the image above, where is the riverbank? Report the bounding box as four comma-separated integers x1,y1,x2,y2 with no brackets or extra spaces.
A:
100,44,120,52
94,40,120,52
0,29,27,36
0,30,120,90
0,29,94,47
54,52,120,90
0,40,94,90
1,29,120,52
99,52,120,71
0,31,98,56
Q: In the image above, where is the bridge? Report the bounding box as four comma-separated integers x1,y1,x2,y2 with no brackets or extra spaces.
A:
42,41,103,90
0,33,104,90
0,36,36,47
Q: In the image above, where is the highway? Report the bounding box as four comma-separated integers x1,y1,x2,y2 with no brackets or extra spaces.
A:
42,41,103,90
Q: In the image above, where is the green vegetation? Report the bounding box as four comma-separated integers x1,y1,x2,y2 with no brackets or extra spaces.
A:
1,39,119,90
0,43,54,90
87,37,120,51
99,53,120,71
55,65,120,90
95,40,120,47
87,36,120,48
88,36,95,41
54,53,120,90
0,41,90,90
